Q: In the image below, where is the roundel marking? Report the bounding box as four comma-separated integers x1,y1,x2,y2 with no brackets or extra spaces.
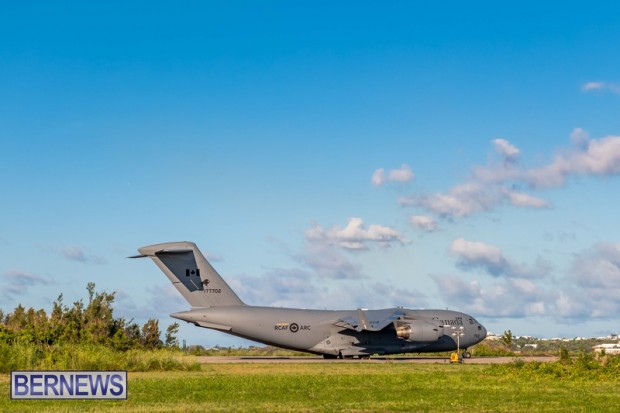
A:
290,323,299,333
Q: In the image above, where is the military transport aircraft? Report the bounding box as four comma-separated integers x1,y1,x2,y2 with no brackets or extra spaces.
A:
132,241,487,359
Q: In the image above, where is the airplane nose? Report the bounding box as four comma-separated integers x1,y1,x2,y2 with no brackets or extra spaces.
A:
480,323,488,339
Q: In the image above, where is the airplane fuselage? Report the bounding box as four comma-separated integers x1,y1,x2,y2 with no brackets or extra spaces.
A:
172,306,487,357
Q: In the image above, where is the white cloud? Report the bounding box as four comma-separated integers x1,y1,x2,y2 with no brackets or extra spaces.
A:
582,81,605,91
436,241,620,321
449,238,508,276
450,238,503,263
526,135,620,188
432,274,482,302
42,245,106,264
563,243,620,318
400,139,548,218
492,138,520,163
409,215,438,232
1,269,51,300
554,290,582,318
571,243,620,288
582,81,620,95
305,217,407,250
231,268,427,310
229,269,325,307
388,164,415,182
398,132,620,219
449,238,550,279
400,182,504,218
296,243,364,279
371,164,414,186
431,274,548,318
371,168,386,186
462,138,523,187
112,285,185,321
505,190,549,208
281,217,409,281
569,127,590,148
61,246,105,263
274,217,408,281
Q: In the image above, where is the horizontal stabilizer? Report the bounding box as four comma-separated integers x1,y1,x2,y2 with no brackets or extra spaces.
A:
153,249,194,255
195,321,233,331
130,248,194,258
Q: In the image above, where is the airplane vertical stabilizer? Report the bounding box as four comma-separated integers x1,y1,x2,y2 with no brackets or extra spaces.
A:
133,241,244,308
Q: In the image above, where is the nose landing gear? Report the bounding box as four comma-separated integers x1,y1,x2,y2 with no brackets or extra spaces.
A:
450,349,472,363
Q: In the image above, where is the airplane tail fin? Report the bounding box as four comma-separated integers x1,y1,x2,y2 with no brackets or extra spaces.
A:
132,241,244,308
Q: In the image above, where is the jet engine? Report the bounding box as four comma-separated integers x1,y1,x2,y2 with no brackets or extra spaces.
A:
395,320,443,342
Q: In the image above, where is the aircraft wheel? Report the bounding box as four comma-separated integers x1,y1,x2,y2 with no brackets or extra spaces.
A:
462,351,471,359
323,354,338,360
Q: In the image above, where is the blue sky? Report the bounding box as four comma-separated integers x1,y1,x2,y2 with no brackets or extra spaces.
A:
2,2,620,346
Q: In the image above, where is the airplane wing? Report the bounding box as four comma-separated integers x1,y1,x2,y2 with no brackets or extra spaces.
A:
333,308,405,332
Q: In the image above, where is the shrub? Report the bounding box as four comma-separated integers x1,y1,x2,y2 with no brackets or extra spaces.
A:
0,342,200,373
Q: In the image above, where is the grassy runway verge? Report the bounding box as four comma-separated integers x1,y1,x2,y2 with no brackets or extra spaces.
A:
2,361,619,412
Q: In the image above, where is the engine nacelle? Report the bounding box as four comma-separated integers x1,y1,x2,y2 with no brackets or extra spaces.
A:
396,320,443,342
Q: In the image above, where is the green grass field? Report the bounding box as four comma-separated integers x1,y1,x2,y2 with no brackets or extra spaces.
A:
2,361,619,412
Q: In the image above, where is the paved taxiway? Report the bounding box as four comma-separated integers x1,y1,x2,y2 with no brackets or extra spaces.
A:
196,356,557,364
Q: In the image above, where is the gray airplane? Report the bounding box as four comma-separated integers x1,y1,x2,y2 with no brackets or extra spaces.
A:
133,241,487,358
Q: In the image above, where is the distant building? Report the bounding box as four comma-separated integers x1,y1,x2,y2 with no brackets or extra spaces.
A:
592,342,620,355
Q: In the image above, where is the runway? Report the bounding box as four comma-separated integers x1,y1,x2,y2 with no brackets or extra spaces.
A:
195,356,557,364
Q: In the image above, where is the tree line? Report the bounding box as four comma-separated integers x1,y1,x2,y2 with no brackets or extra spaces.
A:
0,282,179,351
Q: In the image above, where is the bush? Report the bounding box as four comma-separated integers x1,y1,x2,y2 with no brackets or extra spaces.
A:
488,355,620,380
0,342,200,373
469,342,515,357
0,284,179,352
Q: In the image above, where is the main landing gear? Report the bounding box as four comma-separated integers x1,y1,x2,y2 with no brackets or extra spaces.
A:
323,352,347,359
322,352,371,360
